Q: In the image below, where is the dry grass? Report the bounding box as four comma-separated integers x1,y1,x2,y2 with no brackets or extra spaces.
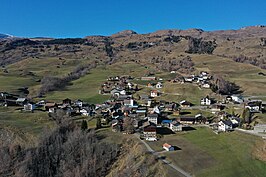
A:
252,140,266,162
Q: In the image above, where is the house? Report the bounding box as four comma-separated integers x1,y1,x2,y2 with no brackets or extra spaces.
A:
218,120,233,132
152,106,160,114
62,106,75,116
140,94,150,100
180,100,192,108
254,124,266,134
156,82,163,89
80,108,90,116
111,89,126,97
161,119,172,128
230,118,240,128
74,99,83,107
24,103,35,111
62,98,71,106
44,103,57,113
141,76,156,81
201,82,210,89
150,90,158,97
147,83,153,87
172,109,180,116
16,98,28,106
262,101,266,111
195,114,208,124
136,107,147,114
178,117,195,124
123,99,134,107
36,100,46,106
143,125,157,141
211,104,225,113
147,113,159,125
133,118,142,128
245,100,262,113
170,121,182,132
200,71,209,76
200,96,212,106
112,120,122,132
184,77,193,82
163,143,175,151
230,95,244,104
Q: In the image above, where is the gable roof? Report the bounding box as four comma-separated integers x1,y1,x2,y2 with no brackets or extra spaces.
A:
16,98,27,102
144,125,156,132
163,143,172,148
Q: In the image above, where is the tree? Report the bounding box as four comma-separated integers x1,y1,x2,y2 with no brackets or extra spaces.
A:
96,118,102,129
81,120,88,131
212,75,241,95
242,108,251,124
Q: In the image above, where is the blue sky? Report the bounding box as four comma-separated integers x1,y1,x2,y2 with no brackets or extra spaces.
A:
0,0,265,38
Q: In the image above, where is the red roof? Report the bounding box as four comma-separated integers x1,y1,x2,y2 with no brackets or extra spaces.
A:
144,126,156,132
163,143,172,148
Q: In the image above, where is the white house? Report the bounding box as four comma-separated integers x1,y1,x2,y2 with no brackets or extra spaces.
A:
218,120,233,132
147,114,159,125
201,96,212,106
75,100,83,107
245,101,262,113
111,89,126,97
24,103,35,111
124,99,134,107
143,125,157,141
231,95,244,104
163,143,175,151
170,122,182,132
150,90,158,97
156,82,163,89
202,82,210,88
80,108,89,116
127,82,133,89
16,98,28,105
184,77,193,82
200,71,208,76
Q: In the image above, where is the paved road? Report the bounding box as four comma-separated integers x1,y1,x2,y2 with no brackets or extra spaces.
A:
235,128,266,138
133,134,192,177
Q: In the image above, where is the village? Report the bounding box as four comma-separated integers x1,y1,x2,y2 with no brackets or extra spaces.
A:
1,71,265,151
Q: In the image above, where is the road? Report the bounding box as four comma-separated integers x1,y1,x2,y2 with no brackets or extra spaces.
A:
133,134,192,177
235,128,266,138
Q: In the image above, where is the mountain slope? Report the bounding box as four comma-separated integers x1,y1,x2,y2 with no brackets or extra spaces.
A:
0,33,13,39
0,26,265,68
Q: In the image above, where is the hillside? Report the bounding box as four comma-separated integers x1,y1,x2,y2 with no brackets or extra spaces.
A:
0,25,265,68
0,26,266,177
0,33,12,39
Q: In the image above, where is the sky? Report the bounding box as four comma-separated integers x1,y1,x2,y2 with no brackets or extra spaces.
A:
0,0,265,38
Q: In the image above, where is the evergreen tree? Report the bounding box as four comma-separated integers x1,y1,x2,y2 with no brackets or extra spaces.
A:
81,120,88,131
242,108,251,124
96,118,102,129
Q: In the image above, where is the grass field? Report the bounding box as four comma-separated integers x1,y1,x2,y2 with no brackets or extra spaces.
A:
0,107,54,143
192,55,266,96
44,62,151,103
147,127,266,177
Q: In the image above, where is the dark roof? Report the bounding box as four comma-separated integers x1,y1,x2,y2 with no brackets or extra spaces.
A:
147,113,158,118
144,125,156,132
223,120,232,126
179,117,195,122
